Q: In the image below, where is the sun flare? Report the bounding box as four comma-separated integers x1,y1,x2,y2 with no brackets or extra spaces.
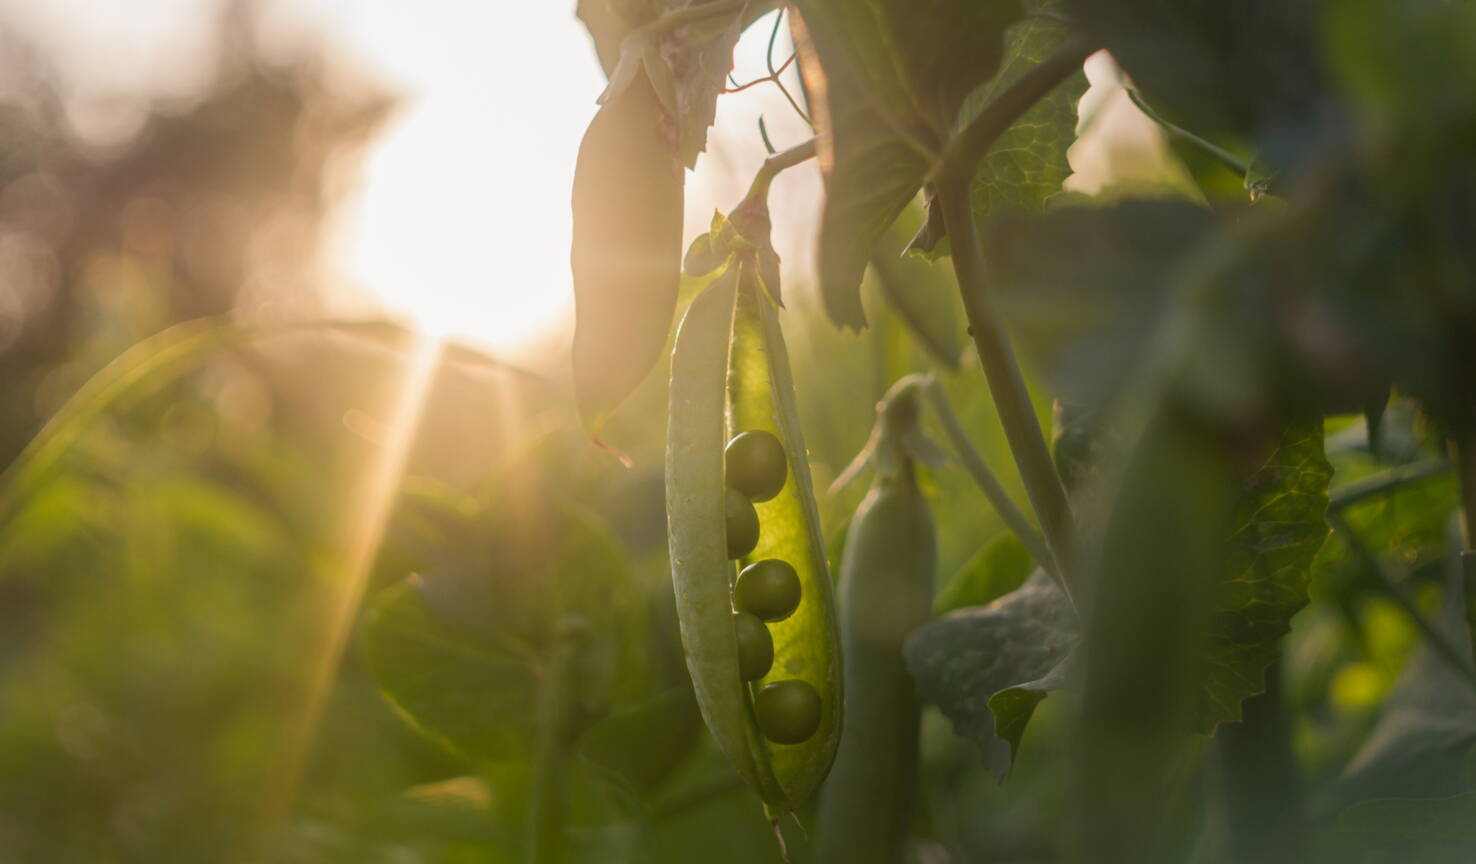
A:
330,1,607,356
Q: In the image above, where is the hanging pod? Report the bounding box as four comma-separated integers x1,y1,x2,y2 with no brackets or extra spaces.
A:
814,375,940,864
665,246,843,813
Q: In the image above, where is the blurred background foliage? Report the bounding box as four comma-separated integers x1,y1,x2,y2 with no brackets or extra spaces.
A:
0,1,1471,863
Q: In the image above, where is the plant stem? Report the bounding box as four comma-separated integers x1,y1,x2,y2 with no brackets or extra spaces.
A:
1328,511,1476,691
1124,89,1252,180
922,378,1058,581
529,625,583,864
749,137,817,198
1328,457,1452,511
934,173,1075,600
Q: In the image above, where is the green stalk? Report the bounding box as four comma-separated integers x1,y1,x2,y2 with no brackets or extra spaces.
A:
528,621,584,864
934,173,1075,599
1328,457,1451,511
1125,89,1252,180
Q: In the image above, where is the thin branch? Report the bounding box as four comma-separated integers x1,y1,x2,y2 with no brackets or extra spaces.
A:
747,136,818,199
1329,457,1452,511
724,53,797,92
765,6,785,77
923,378,1059,581
938,35,1096,179
1328,511,1476,692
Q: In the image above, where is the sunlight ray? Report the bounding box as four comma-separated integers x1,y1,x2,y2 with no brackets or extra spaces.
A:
255,334,444,853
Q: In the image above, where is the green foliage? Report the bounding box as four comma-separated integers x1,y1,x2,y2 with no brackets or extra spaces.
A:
932,531,1034,614
910,0,1089,259
1322,792,1476,864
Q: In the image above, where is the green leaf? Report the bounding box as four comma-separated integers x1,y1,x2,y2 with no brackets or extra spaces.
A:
793,0,1022,328
909,421,1329,777
910,0,1089,260
1195,420,1333,731
932,531,1034,614
966,2,1088,229
868,203,966,368
904,569,1076,776
1323,793,1476,864
571,69,685,447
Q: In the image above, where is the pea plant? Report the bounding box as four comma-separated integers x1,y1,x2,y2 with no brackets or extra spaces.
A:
354,1,1476,862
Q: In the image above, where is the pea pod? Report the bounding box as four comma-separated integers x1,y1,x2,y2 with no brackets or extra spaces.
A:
666,259,842,812
814,375,938,864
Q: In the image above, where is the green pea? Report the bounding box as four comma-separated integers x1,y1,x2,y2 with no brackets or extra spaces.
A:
754,679,822,745
735,559,802,622
734,612,774,681
725,429,788,502
724,487,760,559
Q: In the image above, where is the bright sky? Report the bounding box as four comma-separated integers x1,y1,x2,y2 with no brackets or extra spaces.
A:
0,1,1153,360
311,1,608,354
307,1,818,357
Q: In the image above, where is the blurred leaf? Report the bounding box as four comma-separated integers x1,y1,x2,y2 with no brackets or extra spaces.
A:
905,569,1076,776
365,579,542,763
932,531,1034,614
1325,0,1476,150
366,505,649,763
792,0,1021,328
1330,555,1476,807
982,200,1217,408
869,204,966,368
571,70,685,448
1063,0,1325,173
578,686,702,798
1322,792,1476,864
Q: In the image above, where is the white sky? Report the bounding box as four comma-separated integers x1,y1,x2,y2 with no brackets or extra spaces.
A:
297,0,819,357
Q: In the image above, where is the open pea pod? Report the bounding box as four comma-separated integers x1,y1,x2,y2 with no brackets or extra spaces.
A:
666,261,842,812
